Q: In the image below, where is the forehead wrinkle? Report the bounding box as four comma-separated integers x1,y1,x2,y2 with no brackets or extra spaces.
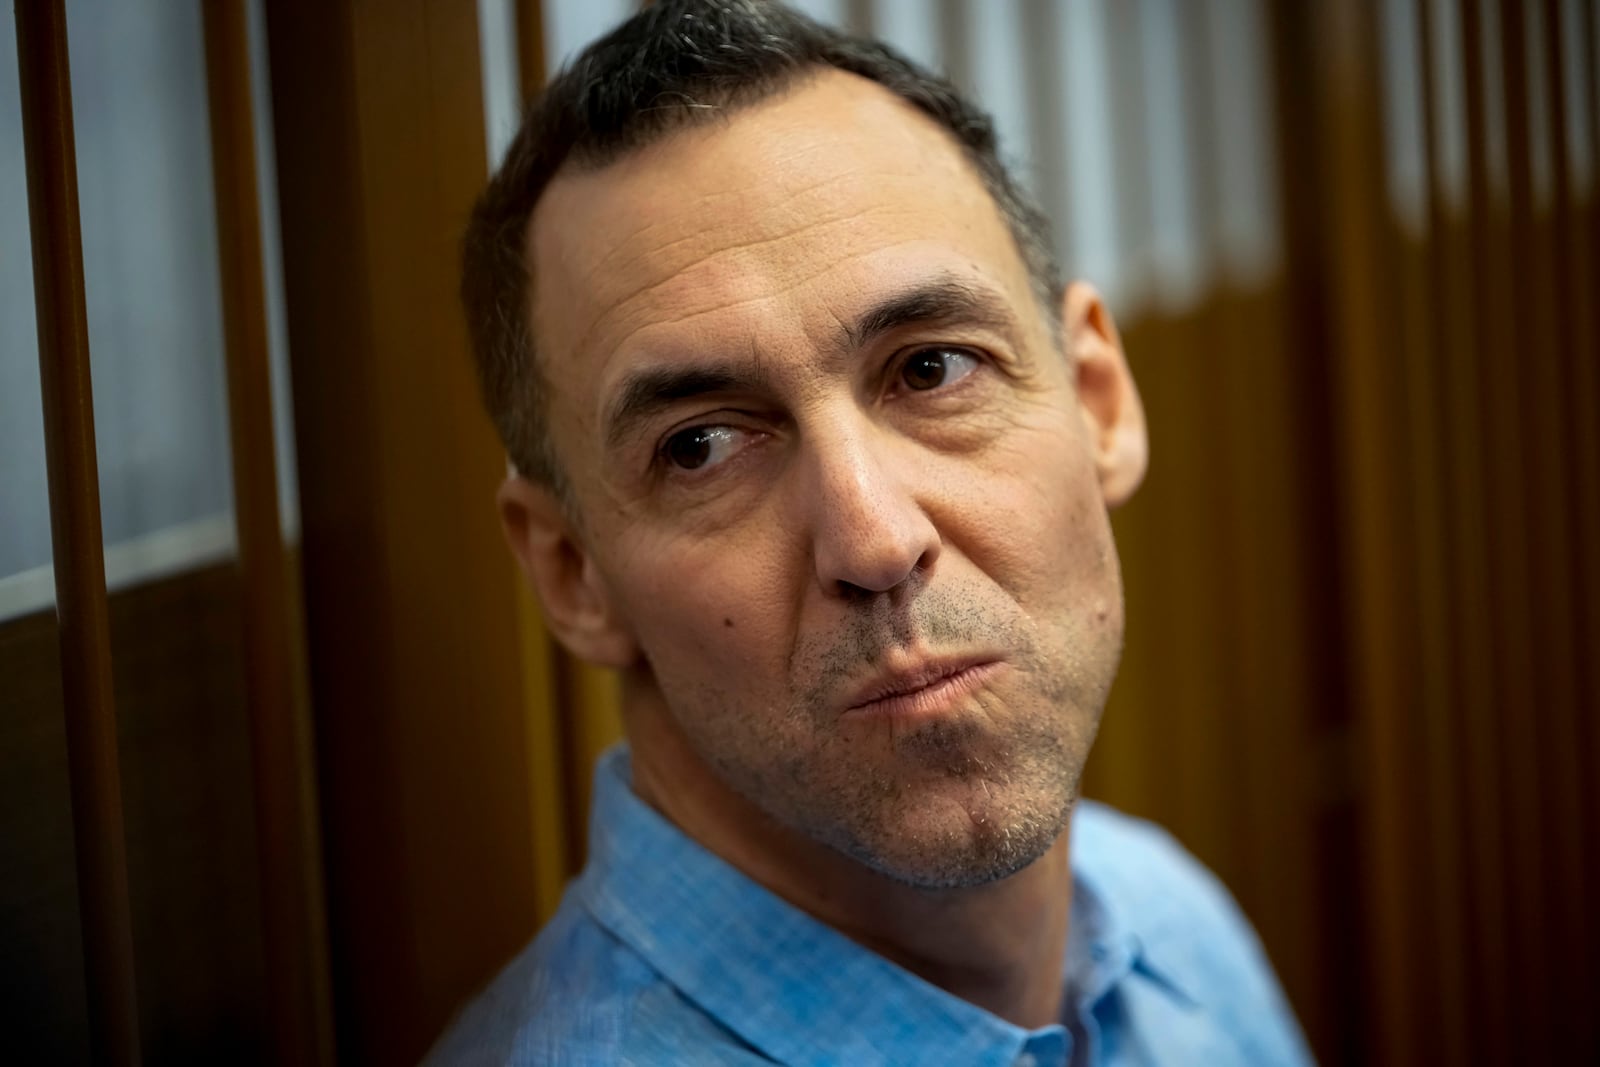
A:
574,182,754,289
592,240,923,378
562,164,957,364
559,160,880,310
578,206,954,369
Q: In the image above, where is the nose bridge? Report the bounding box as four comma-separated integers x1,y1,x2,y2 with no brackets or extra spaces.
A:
799,408,940,597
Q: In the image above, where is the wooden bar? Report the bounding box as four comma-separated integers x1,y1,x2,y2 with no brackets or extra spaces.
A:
1310,0,1420,1058
935,0,969,91
265,0,542,1057
1172,3,1325,1053
843,0,875,36
1502,3,1592,1057
1416,0,1513,1058
1546,8,1600,1003
13,3,142,1063
1395,0,1472,1058
514,0,546,105
1414,0,1497,1062
1475,0,1554,1056
1540,0,1600,1053
199,3,336,1064
1574,0,1600,854
1460,0,1550,1055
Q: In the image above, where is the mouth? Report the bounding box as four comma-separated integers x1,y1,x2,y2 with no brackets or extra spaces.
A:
841,656,1003,722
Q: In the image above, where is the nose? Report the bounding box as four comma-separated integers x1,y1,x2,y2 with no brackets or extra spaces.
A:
801,422,941,598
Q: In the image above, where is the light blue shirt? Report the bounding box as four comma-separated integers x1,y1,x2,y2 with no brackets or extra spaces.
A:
427,747,1313,1065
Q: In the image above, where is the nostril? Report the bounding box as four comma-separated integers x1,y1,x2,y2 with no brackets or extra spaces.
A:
835,579,876,602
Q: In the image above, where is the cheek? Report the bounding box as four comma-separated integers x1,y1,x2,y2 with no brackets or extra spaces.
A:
612,529,796,690
955,421,1115,605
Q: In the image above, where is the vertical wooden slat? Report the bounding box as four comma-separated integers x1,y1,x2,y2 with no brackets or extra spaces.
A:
1017,0,1068,263
1546,8,1600,1034
265,0,542,1058
842,0,874,36
1178,2,1326,1053
1308,1,1425,1061
1098,0,1174,829
1390,196,1471,1061
1502,3,1591,1059
1392,1,1473,1059
935,0,968,90
513,0,546,104
1156,0,1248,903
199,3,336,1064
1461,0,1552,1058
1416,0,1514,1060
1581,0,1600,861
13,3,141,1064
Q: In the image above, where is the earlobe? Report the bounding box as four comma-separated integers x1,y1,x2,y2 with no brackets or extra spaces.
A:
1062,282,1148,508
497,475,640,667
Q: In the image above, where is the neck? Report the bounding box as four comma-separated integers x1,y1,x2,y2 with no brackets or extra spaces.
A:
625,678,1072,1029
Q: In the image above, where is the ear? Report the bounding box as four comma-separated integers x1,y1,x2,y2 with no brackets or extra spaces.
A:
497,474,640,668
1062,281,1147,507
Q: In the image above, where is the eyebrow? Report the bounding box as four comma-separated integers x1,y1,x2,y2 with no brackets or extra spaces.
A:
604,364,775,451
602,275,1021,451
842,275,1021,352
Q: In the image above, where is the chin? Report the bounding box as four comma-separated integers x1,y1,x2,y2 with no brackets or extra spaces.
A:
842,813,1065,891
822,777,1074,891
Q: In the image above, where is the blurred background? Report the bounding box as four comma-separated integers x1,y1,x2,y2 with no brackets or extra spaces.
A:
3,0,1596,1063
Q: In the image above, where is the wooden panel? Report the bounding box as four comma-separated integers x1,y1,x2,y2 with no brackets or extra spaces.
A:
108,565,270,1064
1417,0,1514,1059
0,612,89,1064
1390,4,1471,1058
200,3,335,1062
1546,6,1600,1029
13,2,140,1062
0,564,277,1064
264,1,542,1061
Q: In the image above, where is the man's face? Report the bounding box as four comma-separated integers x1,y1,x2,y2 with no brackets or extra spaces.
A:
525,70,1130,889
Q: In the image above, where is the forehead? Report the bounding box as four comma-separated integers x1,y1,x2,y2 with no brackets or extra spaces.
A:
527,69,1034,423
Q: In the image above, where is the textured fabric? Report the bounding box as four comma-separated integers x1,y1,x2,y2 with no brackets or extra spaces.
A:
427,747,1314,1066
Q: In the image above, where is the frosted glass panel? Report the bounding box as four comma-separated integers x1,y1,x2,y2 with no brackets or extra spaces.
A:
247,0,301,544
0,9,53,581
65,0,236,551
478,0,522,168
545,0,635,75
0,0,250,619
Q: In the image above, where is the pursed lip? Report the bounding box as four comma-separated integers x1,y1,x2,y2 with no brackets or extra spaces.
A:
840,653,1002,717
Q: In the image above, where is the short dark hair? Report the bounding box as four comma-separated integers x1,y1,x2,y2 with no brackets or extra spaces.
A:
462,0,1061,492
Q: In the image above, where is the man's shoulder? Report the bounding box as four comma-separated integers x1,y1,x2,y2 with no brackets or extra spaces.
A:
1075,798,1263,959
422,893,766,1066
1073,798,1242,923
421,895,640,1065
1074,799,1313,1065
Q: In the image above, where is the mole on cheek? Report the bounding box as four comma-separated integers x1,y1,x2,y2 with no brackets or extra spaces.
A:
723,617,735,628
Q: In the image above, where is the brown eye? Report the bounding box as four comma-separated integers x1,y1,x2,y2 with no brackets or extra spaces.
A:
899,347,979,391
662,426,741,471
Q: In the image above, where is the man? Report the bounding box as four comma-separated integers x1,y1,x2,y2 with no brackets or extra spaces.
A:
431,1,1312,1063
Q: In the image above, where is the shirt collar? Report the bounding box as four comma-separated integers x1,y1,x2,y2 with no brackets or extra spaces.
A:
576,747,1187,1065
1066,801,1205,1011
